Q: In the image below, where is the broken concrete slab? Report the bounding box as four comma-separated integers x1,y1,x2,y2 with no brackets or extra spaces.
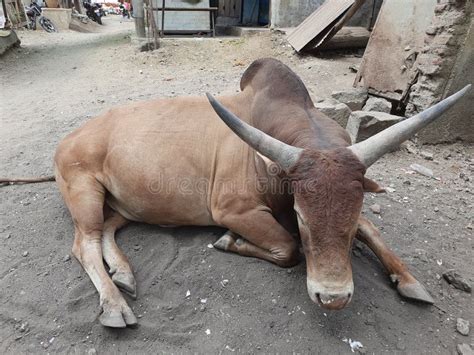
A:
346,111,403,143
354,0,438,101
314,98,351,127
331,87,368,111
362,96,392,113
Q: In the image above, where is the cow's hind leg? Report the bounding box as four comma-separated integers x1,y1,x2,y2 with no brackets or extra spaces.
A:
102,211,136,298
214,208,299,267
357,216,434,304
60,175,137,327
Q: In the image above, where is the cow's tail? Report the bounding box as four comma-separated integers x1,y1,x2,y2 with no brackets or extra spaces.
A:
0,175,55,186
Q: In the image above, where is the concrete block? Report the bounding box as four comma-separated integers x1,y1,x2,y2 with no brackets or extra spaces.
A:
346,111,403,143
314,98,351,127
362,96,392,113
331,87,368,111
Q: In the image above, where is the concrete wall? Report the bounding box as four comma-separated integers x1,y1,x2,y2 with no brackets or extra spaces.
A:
407,0,473,143
153,0,210,31
270,0,323,28
42,8,72,31
270,0,382,29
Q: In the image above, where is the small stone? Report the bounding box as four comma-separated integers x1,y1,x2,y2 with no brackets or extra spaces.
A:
63,255,71,262
426,26,437,35
362,96,392,113
22,251,29,257
221,279,229,287
349,64,358,73
459,173,470,182
443,270,471,293
369,204,381,215
457,344,474,355
169,316,174,320
410,164,434,178
434,207,439,212
133,245,141,251
139,70,143,74
421,151,434,161
456,318,470,336
18,322,29,332
396,339,406,351
3,233,11,239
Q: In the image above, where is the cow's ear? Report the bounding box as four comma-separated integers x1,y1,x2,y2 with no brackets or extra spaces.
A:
255,152,284,175
363,177,386,193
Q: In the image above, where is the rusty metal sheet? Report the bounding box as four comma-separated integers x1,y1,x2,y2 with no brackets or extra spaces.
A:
287,0,355,52
354,0,437,101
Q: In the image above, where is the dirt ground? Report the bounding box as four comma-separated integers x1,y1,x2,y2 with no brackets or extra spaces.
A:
1,15,473,354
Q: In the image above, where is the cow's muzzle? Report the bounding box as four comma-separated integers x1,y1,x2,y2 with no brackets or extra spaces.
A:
307,278,354,310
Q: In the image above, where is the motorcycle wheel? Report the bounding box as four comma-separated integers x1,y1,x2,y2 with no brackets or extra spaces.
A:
96,15,102,25
40,17,57,33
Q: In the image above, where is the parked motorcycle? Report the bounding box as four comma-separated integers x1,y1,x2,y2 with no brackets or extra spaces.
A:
25,1,57,32
83,0,103,25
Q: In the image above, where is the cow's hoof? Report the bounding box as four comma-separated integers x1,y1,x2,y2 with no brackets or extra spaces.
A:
213,233,235,251
397,279,434,304
99,303,138,328
112,271,137,299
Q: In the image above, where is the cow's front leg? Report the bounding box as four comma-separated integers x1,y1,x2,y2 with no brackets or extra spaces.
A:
214,208,300,267
357,216,434,304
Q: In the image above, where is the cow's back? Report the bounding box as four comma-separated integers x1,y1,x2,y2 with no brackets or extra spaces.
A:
54,94,260,226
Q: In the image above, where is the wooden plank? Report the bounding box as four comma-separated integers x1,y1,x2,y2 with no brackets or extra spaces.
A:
317,26,370,50
354,0,438,101
287,0,355,52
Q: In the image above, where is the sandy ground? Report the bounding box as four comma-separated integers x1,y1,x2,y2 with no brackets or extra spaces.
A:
0,15,473,354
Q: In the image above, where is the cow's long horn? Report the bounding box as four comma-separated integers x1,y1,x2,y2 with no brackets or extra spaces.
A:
349,84,471,167
206,93,303,170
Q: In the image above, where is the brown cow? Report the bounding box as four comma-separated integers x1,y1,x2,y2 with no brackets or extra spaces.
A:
53,58,470,327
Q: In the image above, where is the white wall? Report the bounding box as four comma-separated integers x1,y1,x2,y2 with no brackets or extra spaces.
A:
153,0,210,31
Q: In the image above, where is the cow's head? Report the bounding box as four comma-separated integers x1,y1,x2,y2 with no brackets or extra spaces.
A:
206,84,470,310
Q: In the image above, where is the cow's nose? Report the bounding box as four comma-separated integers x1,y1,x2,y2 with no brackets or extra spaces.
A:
315,292,352,310
307,278,354,310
